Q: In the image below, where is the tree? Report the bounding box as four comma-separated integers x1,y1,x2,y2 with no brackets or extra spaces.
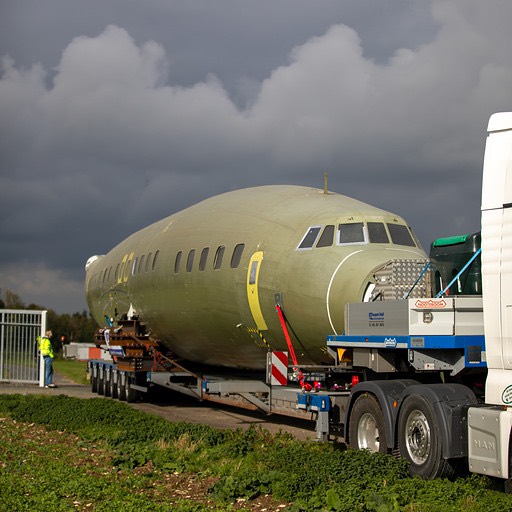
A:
4,290,25,309
0,289,98,353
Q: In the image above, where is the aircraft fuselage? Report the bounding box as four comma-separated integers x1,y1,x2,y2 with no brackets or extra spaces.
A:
85,185,426,369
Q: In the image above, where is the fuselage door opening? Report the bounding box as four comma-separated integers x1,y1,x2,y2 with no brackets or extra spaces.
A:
247,251,268,331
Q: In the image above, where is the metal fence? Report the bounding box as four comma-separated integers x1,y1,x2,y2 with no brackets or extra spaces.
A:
0,309,47,385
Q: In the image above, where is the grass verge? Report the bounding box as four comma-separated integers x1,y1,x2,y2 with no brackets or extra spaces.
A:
52,358,89,385
1,394,511,511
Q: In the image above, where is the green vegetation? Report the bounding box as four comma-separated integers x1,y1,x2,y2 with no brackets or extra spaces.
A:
52,358,90,385
1,395,511,511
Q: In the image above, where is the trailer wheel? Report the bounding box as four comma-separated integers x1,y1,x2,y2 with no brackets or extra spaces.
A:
349,393,387,453
117,372,126,401
125,377,138,403
97,368,104,395
90,364,98,393
398,395,455,479
109,369,118,399
104,368,112,397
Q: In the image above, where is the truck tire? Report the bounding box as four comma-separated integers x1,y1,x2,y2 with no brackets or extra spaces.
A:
398,395,455,479
349,393,387,453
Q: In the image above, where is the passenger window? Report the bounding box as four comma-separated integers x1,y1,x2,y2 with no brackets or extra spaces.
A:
231,243,245,268
174,251,182,273
387,224,416,247
115,263,120,281
138,255,145,274
119,260,126,280
186,249,195,272
199,247,209,271
152,250,160,270
298,226,322,249
368,222,389,243
214,246,225,270
131,257,138,276
124,254,133,281
145,253,153,272
338,223,365,244
316,225,335,248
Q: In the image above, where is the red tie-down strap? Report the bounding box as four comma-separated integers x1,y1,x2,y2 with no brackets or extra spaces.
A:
275,304,307,389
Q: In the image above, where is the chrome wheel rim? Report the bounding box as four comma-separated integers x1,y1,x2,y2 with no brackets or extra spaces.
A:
357,412,380,452
405,409,431,464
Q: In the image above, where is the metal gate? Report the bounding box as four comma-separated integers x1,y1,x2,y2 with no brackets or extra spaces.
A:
0,309,47,385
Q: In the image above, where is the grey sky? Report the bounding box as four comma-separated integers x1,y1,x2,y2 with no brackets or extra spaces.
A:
0,1,511,313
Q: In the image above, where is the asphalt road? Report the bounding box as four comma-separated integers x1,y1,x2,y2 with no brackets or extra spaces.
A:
0,372,318,441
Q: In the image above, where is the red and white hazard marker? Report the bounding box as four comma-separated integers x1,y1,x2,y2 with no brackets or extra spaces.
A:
270,351,288,386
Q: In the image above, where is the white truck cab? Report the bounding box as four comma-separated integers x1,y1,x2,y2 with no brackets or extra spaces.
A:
468,113,512,479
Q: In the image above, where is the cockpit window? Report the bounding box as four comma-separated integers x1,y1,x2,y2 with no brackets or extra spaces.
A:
368,222,389,243
410,227,424,251
387,223,416,247
316,225,335,248
338,223,365,244
298,226,322,249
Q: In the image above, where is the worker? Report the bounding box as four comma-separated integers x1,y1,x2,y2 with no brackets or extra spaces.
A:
37,330,56,388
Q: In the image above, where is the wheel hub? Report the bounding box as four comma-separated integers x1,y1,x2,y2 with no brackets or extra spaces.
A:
405,409,431,464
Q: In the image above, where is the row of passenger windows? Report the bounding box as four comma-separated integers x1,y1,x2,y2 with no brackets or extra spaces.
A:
92,243,247,289
175,243,245,273
94,250,161,286
298,222,417,250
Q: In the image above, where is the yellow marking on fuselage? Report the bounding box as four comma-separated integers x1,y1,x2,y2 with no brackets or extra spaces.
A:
247,251,268,331
117,254,128,284
124,252,134,283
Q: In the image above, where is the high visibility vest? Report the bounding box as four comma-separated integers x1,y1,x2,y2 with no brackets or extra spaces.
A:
37,336,54,358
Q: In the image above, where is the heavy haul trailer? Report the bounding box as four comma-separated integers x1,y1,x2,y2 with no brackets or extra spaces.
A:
87,111,512,482
87,320,350,440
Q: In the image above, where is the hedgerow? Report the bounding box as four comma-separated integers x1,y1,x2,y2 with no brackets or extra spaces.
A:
1,394,511,511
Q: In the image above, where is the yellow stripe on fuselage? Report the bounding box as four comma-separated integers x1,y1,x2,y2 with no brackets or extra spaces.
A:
247,251,268,331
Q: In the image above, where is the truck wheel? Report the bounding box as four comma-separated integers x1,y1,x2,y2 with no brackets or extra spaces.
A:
349,393,387,453
398,395,454,479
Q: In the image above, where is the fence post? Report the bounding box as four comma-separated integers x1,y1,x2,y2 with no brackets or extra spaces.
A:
38,311,48,387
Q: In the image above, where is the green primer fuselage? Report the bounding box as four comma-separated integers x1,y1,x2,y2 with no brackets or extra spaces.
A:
85,185,426,369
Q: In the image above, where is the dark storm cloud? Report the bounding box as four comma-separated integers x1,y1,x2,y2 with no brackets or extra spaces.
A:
0,0,511,312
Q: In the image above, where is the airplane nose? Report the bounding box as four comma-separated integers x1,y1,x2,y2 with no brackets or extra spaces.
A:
326,253,429,335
